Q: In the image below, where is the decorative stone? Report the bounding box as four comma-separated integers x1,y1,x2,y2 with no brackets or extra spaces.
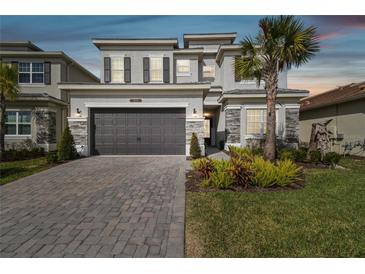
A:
68,118,88,156
34,110,57,145
225,109,240,144
186,119,205,156
285,108,299,147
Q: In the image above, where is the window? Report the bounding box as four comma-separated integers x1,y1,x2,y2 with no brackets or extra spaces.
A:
18,62,44,84
5,111,31,136
246,109,279,135
247,109,267,135
203,65,215,78
111,57,124,83
150,57,163,82
176,60,190,75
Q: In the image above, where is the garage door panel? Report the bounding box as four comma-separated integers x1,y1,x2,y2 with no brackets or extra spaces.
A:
91,108,185,155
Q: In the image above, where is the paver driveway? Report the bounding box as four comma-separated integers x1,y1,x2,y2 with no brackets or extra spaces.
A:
0,156,186,258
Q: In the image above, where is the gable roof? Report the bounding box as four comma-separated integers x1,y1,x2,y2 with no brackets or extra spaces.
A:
300,81,365,111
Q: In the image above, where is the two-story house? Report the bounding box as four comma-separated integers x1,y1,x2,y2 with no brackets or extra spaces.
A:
0,41,99,151
58,32,309,156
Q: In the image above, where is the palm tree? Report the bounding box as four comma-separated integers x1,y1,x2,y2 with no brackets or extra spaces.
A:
0,62,20,155
235,16,319,160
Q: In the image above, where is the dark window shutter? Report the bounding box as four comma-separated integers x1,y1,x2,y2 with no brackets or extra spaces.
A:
124,57,131,83
104,57,111,83
11,61,19,83
234,56,241,82
143,57,150,83
163,57,170,83
44,62,51,85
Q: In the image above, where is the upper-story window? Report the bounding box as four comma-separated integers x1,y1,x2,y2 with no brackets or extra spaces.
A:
19,62,44,84
150,57,163,82
176,60,190,76
111,57,124,83
5,111,32,136
203,65,215,78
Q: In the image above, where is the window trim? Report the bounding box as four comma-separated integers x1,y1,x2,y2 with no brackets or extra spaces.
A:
5,110,32,137
149,56,164,83
176,59,191,76
110,56,125,84
18,62,44,85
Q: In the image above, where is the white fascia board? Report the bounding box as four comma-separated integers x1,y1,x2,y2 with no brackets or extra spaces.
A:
84,102,189,108
58,84,211,91
93,39,178,47
218,93,309,103
68,117,88,122
186,117,205,121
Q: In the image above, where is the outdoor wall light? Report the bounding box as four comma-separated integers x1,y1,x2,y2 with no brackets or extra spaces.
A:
192,108,198,117
75,108,82,117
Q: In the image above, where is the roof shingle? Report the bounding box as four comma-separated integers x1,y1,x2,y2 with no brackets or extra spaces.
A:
300,82,365,111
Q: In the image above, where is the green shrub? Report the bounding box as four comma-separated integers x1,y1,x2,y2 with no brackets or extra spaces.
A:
309,150,321,163
189,132,201,159
228,157,252,187
275,159,302,186
47,151,59,164
191,158,214,179
323,152,341,168
294,147,308,162
1,147,45,162
57,126,78,161
278,148,296,161
202,159,235,189
228,146,256,161
251,147,264,156
250,156,301,187
250,157,278,187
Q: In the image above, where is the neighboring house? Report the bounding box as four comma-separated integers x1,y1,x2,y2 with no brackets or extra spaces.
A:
0,41,99,151
299,82,365,156
58,33,308,156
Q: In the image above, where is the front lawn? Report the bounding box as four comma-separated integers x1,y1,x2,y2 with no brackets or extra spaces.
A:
185,157,365,257
0,157,53,185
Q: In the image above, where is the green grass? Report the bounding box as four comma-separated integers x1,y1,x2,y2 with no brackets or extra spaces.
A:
0,157,53,185
185,157,365,257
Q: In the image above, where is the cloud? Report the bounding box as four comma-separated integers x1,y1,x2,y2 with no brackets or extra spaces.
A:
0,16,171,43
305,15,365,42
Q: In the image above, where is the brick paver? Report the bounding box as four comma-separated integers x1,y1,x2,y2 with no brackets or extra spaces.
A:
0,156,186,258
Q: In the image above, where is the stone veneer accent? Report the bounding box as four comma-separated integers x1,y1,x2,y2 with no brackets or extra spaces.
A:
68,117,88,156
225,108,241,144
285,108,300,147
34,110,56,145
186,119,205,156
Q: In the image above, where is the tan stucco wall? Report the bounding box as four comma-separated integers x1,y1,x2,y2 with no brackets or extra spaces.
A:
299,98,365,155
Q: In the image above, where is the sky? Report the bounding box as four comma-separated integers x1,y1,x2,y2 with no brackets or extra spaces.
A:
0,15,364,95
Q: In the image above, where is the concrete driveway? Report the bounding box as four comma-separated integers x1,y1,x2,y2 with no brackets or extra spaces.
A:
0,156,186,258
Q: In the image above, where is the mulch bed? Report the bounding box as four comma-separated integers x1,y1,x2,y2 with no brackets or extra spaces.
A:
185,170,306,193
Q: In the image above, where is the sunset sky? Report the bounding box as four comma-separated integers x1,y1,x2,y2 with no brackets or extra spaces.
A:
1,15,364,95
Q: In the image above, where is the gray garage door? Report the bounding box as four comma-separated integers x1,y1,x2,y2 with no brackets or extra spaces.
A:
91,108,186,155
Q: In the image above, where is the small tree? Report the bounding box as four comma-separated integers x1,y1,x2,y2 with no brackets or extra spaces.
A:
57,126,78,161
235,16,319,160
0,63,20,156
190,132,201,159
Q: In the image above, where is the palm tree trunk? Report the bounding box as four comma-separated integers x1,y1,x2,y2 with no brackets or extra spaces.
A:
264,89,277,160
0,91,6,156
263,65,279,161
